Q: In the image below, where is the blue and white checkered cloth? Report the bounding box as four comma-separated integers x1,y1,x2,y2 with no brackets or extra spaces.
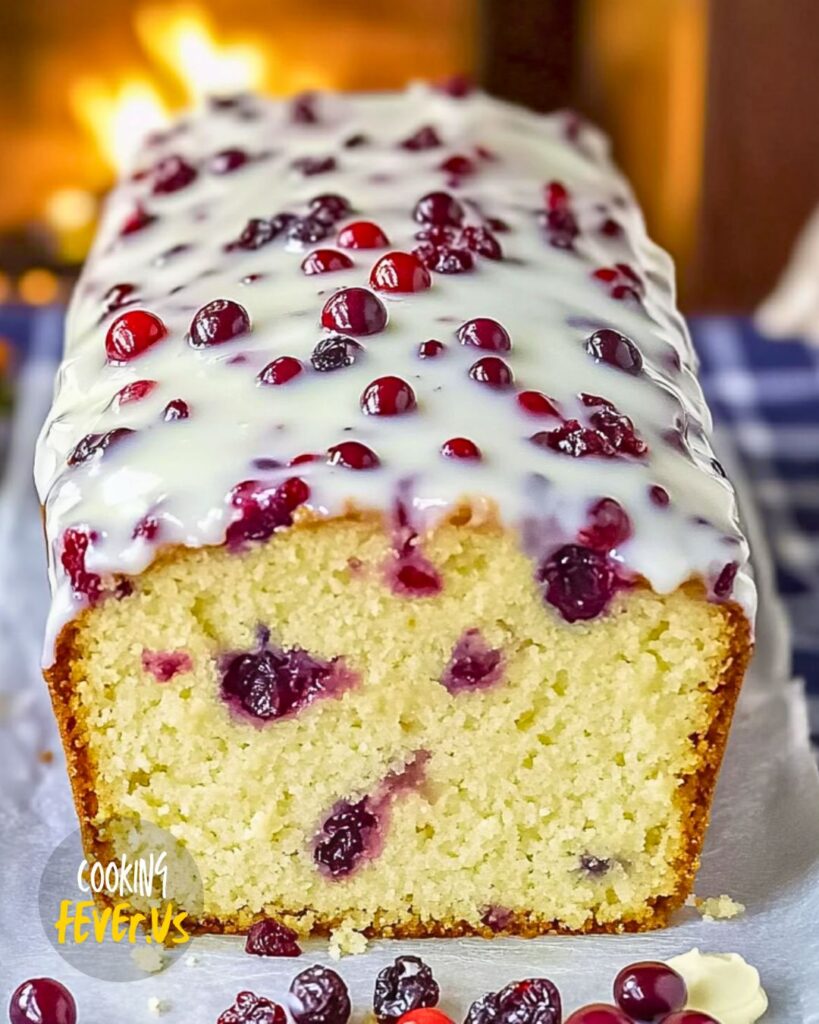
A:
2,307,817,746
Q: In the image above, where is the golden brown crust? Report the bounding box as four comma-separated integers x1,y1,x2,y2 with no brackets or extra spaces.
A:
43,521,752,938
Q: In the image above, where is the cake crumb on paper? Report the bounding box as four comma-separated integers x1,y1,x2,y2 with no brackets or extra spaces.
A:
148,996,170,1016
184,953,200,966
132,944,167,973
328,922,368,959
696,894,745,921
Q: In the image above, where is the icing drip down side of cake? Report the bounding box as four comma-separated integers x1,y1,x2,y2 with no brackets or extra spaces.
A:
34,85,755,662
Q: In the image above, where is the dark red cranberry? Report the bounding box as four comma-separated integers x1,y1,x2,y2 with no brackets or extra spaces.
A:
344,132,369,148
486,215,509,232
102,282,137,315
290,966,352,1024
288,216,330,244
162,399,190,421
189,299,250,347
302,249,354,275
437,73,473,97
152,154,197,194
413,191,464,227
541,208,579,249
457,317,511,352
217,991,286,1024
579,854,611,875
361,376,417,416
419,339,446,358
291,92,318,123
106,309,167,363
531,422,612,458
112,379,157,407
613,962,687,1022
309,193,352,223
221,643,340,721
233,215,294,250
133,515,160,541
210,148,249,174
311,335,363,372
61,528,101,602
585,399,648,457
592,264,644,303
461,225,503,259
9,978,77,1024
370,251,432,293
586,329,643,374
328,441,380,469
649,485,670,507
314,798,379,876
465,979,561,1024
68,428,134,466
415,224,457,245
393,561,442,596
413,242,474,274
517,391,560,418
564,1006,633,1024
321,287,387,335
600,217,622,237
374,956,440,1024
441,437,481,460
141,649,192,681
469,356,514,389
226,477,309,548
579,498,632,551
439,154,475,176
544,181,569,211
337,220,389,249
292,156,336,176
659,1015,720,1024
441,629,502,692
537,544,617,622
245,919,302,957
120,203,155,236
401,125,442,150
714,561,738,598
481,906,514,933
257,357,302,387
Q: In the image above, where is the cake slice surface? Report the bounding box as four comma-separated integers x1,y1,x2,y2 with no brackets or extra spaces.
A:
36,84,753,936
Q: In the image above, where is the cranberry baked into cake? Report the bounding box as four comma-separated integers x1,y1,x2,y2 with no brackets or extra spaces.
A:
36,84,754,937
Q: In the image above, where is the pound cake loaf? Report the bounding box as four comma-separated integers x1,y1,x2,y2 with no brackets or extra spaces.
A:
35,83,754,937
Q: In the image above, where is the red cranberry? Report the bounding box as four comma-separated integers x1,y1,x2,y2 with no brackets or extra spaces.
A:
585,398,648,458
162,399,190,421
586,329,643,374
189,299,250,347
314,797,379,876
397,1011,453,1024
152,154,197,194
531,422,612,459
309,193,352,223
439,154,475,176
321,287,387,335
259,356,303,386
221,642,341,721
337,220,389,249
210,148,249,174
301,249,354,275
659,1014,720,1024
61,528,101,602
714,561,738,598
579,498,632,551
311,335,363,371
288,216,330,244
232,214,294,250
226,478,309,548
465,979,561,1024
517,391,560,417
441,629,502,692
592,264,644,303
600,217,622,237
217,991,286,1024
292,155,336,176
141,649,192,681
374,956,440,1024
401,125,442,150
102,282,137,315
649,485,670,507
613,962,687,1022
486,215,509,232
361,376,417,416
541,208,579,249
544,181,569,211
291,92,318,123
9,978,77,1024
457,317,511,352
370,251,432,293
290,966,352,1024
393,561,442,596
112,379,157,407
437,74,473,98
461,226,503,259
418,339,446,358
413,191,464,227
413,242,474,274
328,441,380,469
133,515,160,541
441,437,481,460
105,309,167,363
120,203,155,236
245,919,302,957
469,356,514,389
537,544,618,622
564,1006,632,1024
68,428,134,466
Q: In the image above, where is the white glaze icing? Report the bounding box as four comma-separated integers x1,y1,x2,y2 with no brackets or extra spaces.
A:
34,84,755,663
666,948,769,1024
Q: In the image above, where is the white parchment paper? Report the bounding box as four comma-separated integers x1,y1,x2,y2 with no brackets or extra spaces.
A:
1,346,817,1021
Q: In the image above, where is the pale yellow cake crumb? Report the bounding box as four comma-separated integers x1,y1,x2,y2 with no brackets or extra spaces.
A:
696,894,746,921
132,944,167,974
147,996,170,1016
328,922,369,959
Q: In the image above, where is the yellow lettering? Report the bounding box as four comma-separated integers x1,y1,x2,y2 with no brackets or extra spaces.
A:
110,901,129,943
170,910,190,944
128,910,147,943
73,900,93,944
53,900,74,945
151,903,173,945
91,904,112,943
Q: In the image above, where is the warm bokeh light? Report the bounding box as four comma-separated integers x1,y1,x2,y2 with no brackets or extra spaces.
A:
71,77,170,171
44,188,97,233
18,268,61,306
0,274,11,305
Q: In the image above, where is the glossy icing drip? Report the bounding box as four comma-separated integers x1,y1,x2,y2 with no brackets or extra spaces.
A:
34,85,755,663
